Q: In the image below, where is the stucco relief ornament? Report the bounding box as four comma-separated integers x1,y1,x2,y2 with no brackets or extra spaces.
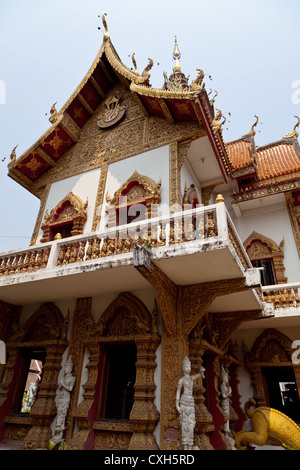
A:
176,356,205,450
51,356,75,446
97,94,125,129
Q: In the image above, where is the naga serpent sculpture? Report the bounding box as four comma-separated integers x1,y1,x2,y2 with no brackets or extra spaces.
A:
235,398,300,450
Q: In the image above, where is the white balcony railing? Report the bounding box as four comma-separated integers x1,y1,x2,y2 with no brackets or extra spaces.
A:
0,203,252,278
262,283,300,309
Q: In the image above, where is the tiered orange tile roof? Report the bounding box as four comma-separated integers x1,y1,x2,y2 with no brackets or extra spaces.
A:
256,141,300,181
226,137,300,181
226,140,252,170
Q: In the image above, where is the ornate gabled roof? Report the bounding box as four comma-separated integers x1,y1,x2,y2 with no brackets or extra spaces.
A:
229,116,300,202
7,14,232,193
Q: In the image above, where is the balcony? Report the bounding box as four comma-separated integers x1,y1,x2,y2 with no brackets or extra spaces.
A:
0,203,263,313
262,283,300,311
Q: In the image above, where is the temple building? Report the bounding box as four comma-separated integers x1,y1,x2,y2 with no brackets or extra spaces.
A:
0,14,300,450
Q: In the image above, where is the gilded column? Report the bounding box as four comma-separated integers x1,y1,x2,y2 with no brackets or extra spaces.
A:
67,297,92,437
67,341,101,450
92,164,108,232
129,336,160,450
23,341,68,449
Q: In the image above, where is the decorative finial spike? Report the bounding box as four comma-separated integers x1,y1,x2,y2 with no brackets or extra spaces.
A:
49,102,58,124
284,115,300,139
102,13,109,41
173,36,181,72
244,115,259,137
131,53,138,74
215,194,224,204
8,145,18,167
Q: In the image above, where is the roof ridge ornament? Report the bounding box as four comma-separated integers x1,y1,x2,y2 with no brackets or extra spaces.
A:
8,145,18,168
101,13,109,41
284,115,300,139
244,115,259,137
49,102,58,124
173,36,181,72
131,53,139,74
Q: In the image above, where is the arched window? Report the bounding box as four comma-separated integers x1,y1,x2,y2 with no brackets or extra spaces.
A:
40,192,88,242
244,231,287,285
106,171,161,228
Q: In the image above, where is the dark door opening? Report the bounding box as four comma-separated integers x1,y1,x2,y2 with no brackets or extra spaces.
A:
262,366,300,422
104,343,137,421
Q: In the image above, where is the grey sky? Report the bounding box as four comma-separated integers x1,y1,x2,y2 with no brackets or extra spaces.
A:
1,0,300,252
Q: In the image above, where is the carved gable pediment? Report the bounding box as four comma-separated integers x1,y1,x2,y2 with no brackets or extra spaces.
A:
40,191,88,242
107,171,161,208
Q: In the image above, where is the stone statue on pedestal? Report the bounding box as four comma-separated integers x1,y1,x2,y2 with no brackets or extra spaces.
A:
220,365,236,450
176,356,205,450
51,355,75,446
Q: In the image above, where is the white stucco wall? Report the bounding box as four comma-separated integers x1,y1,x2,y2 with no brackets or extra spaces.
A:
223,192,300,284
99,146,169,230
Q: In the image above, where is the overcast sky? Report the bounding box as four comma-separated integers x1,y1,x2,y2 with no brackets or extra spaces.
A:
0,0,300,252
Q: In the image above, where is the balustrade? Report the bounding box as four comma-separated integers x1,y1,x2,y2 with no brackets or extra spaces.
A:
262,284,300,309
0,204,252,277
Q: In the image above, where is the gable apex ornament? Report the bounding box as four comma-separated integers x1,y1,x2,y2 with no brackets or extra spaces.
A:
97,94,125,129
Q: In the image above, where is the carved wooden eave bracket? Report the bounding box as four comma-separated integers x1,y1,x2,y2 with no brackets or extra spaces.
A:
133,246,265,337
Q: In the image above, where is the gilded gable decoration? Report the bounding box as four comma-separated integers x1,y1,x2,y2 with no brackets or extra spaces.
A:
40,192,88,242
9,302,66,343
97,94,125,128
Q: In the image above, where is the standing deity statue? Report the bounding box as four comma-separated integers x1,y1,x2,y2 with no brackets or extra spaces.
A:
51,356,75,445
176,356,205,450
220,365,236,450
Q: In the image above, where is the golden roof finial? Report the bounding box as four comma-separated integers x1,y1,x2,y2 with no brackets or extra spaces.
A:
8,144,18,167
102,13,109,41
131,53,138,74
49,102,58,124
284,115,300,139
173,36,181,72
244,115,259,137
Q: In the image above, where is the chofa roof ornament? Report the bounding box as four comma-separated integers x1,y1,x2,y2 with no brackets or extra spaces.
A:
284,115,300,139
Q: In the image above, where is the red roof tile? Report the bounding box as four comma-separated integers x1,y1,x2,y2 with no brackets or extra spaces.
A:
226,140,252,170
256,142,300,180
226,138,300,181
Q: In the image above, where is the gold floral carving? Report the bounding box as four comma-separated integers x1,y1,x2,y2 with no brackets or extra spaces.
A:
285,190,300,257
67,298,92,436
92,164,108,231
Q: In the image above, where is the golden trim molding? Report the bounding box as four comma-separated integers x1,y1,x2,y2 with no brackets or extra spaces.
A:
285,190,300,256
